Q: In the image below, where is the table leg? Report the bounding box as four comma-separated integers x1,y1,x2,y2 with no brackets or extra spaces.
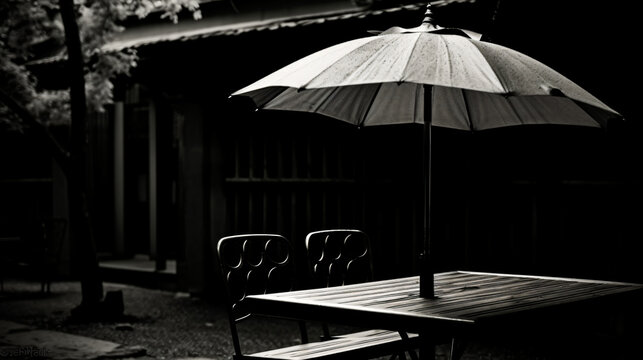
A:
449,338,467,360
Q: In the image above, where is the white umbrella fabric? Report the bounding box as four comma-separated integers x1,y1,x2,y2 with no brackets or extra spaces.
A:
231,6,622,298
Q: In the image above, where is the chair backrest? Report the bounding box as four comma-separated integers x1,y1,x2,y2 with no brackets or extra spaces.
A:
305,229,373,288
216,234,299,356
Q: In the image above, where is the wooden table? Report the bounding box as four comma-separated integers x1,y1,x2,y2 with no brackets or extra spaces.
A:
245,271,643,359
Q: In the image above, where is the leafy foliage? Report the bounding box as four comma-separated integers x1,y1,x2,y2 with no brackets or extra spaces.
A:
0,0,201,130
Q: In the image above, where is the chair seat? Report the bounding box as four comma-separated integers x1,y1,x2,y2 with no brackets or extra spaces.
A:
248,329,419,360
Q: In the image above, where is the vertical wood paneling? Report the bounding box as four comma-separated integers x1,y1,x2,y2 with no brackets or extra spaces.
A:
225,118,363,258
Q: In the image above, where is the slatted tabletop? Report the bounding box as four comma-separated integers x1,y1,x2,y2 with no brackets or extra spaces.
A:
245,271,643,334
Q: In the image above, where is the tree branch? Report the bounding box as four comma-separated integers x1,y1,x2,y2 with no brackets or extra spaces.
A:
0,87,70,173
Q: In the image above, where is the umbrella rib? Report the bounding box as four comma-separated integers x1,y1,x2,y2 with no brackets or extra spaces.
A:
503,93,525,126
358,83,383,127
460,89,475,131
299,38,378,90
466,41,507,93
399,33,423,83
440,37,455,85
571,99,613,127
312,86,343,113
256,87,290,111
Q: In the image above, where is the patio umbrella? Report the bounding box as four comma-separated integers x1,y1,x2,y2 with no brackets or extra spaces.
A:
230,5,622,298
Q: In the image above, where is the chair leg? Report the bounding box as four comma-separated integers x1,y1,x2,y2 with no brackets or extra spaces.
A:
398,331,418,360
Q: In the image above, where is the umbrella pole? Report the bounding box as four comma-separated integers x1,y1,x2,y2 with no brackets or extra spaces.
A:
420,84,435,299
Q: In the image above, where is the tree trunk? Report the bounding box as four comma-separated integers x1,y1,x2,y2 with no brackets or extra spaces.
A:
59,0,104,311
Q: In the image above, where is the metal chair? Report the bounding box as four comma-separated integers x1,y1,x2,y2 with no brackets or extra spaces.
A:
305,229,420,360
216,233,420,360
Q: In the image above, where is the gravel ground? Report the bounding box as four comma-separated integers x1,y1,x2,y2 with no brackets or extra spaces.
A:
0,278,636,360
2,279,275,359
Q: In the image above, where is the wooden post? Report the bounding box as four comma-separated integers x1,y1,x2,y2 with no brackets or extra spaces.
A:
148,101,164,271
113,101,125,255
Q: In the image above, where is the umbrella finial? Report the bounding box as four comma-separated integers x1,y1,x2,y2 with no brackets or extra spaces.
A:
418,3,444,32
422,4,436,25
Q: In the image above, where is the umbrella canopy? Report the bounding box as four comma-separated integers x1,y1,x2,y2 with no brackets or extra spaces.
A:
233,25,619,130
231,6,622,298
